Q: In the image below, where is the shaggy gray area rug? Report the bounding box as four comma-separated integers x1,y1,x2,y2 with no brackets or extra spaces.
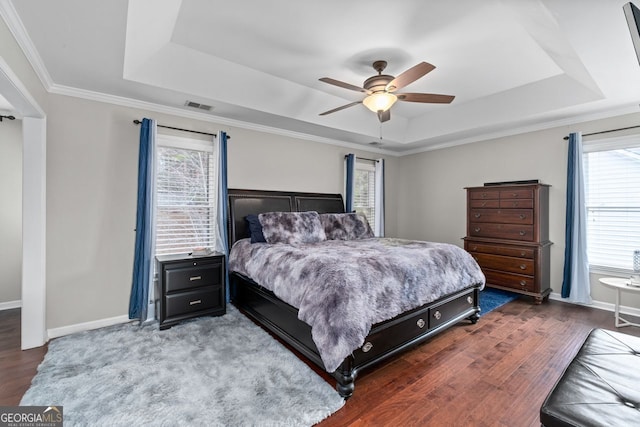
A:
21,306,344,426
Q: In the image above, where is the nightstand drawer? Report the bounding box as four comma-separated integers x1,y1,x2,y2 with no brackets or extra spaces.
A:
165,286,223,319
165,263,222,293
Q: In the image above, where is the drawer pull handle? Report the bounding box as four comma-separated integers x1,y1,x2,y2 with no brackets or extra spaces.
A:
519,264,527,270
512,193,518,197
513,202,519,207
519,231,526,236
433,310,442,320
520,280,527,286
362,342,373,353
467,296,473,305
520,252,526,256
519,214,526,219
481,202,487,207
190,276,202,281
472,246,478,251
417,318,426,329
474,227,481,233
474,213,481,218
481,193,487,198
189,299,202,305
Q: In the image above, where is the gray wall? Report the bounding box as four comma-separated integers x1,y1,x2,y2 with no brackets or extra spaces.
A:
44,94,397,328
395,112,640,309
0,118,22,303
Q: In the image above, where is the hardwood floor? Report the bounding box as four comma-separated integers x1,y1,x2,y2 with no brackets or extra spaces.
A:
0,309,47,406
1,300,639,425
315,298,640,427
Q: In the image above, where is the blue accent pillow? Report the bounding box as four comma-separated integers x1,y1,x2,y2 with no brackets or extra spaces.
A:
245,214,266,243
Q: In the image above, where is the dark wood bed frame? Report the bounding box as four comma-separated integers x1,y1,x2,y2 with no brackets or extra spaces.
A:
227,188,482,398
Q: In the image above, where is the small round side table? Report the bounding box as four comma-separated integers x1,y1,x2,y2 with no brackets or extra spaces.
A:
598,277,640,328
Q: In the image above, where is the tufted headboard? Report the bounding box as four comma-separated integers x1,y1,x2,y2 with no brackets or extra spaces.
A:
227,189,345,247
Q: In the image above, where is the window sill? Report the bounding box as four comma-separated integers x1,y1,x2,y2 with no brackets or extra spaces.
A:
589,265,633,278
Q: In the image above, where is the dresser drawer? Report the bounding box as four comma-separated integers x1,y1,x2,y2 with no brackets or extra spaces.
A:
165,263,222,293
499,199,533,209
500,189,533,199
469,190,500,200
465,241,534,259
484,269,535,292
469,199,500,208
164,286,223,319
469,209,533,225
469,223,534,241
472,253,534,275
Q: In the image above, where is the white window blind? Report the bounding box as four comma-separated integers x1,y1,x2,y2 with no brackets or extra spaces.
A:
584,136,640,271
354,162,376,227
155,136,218,256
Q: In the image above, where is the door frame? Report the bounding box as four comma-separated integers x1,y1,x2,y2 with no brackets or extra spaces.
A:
0,57,47,349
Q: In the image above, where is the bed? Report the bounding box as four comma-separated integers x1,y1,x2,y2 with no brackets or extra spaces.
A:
227,188,485,398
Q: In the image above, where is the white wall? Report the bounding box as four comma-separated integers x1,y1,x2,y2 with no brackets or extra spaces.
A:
396,112,640,309
0,117,22,304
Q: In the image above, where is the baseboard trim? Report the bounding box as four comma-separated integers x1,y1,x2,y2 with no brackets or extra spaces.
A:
0,300,22,311
48,314,133,340
549,292,640,319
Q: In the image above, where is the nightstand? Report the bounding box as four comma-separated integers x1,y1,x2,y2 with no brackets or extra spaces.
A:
155,253,226,330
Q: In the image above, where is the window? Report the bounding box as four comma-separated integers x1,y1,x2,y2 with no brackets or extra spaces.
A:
155,135,218,256
354,161,377,231
584,135,640,272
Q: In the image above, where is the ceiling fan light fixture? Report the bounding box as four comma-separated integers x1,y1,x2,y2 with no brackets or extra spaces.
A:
363,92,397,113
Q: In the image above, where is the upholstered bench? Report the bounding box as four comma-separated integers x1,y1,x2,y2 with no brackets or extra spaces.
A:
540,328,640,427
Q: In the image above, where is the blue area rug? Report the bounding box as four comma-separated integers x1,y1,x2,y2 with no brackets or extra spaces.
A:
479,288,520,315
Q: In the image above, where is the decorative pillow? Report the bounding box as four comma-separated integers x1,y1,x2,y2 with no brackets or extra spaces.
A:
245,214,266,243
258,211,327,244
320,212,374,240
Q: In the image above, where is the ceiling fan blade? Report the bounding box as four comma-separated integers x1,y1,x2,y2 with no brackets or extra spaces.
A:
319,77,368,93
319,101,362,116
397,93,455,104
377,110,391,123
386,62,436,92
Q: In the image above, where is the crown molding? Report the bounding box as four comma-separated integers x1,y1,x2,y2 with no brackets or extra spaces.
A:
400,104,640,156
49,82,400,157
0,0,53,90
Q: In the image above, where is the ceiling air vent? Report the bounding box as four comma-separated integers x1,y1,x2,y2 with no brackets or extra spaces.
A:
184,101,213,111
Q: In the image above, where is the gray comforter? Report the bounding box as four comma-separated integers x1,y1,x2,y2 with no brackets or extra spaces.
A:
229,237,485,372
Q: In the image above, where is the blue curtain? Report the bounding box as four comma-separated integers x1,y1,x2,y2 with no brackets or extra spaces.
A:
561,132,592,304
345,153,355,212
216,131,230,302
129,118,156,320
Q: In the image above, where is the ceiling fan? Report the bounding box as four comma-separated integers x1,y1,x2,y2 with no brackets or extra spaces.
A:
318,60,454,122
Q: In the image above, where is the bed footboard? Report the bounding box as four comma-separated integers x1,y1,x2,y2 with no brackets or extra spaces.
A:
231,272,481,398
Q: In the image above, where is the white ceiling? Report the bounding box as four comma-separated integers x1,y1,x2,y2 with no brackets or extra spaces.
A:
5,0,640,153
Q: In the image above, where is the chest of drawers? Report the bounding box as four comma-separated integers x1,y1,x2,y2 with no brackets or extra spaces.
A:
464,183,552,304
155,253,226,329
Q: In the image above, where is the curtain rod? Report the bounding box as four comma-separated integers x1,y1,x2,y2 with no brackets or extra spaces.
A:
0,115,16,122
563,125,640,140
344,155,379,162
133,119,229,139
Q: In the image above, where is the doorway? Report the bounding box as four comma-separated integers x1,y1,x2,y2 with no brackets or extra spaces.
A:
0,57,47,349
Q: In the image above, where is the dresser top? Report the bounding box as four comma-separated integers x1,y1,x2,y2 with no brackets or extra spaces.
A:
465,183,550,190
